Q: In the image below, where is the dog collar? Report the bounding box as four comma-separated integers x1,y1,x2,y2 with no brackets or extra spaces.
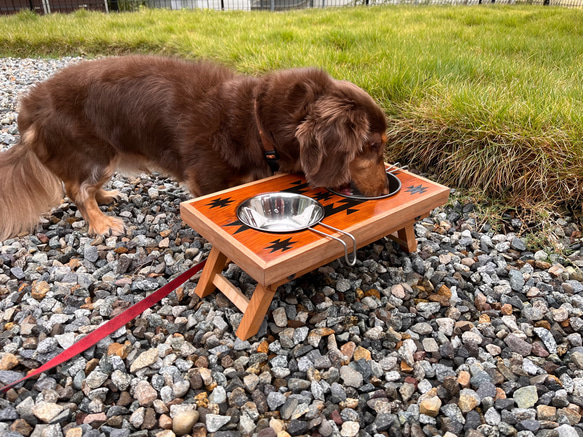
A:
263,148,280,173
254,97,280,173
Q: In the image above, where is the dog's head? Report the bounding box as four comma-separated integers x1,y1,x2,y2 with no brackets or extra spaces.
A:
296,79,389,197
255,69,389,197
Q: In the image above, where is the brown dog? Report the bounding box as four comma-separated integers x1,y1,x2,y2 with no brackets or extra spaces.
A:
0,56,389,240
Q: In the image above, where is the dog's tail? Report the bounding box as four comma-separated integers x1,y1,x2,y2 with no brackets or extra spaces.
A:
0,139,63,241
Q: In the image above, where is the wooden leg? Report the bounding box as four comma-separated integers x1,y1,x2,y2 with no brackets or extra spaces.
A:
236,283,277,341
388,221,418,253
397,223,417,253
195,247,277,340
195,247,229,298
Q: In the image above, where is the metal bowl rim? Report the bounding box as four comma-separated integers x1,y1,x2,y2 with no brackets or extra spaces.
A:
327,171,402,200
236,192,325,232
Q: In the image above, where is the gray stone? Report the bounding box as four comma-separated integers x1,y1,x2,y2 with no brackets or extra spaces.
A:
556,424,579,437
476,382,497,399
484,407,501,426
272,307,288,327
111,370,132,391
570,351,583,369
505,333,533,356
205,414,231,433
0,406,19,421
339,365,363,388
335,279,351,292
511,237,527,251
508,270,525,291
129,407,145,428
534,327,558,354
86,369,108,389
209,386,227,405
441,404,465,425
513,386,538,409
84,245,99,263
319,420,335,437
36,337,59,354
266,392,287,411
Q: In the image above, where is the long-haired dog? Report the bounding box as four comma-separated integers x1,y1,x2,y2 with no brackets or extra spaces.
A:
0,56,389,240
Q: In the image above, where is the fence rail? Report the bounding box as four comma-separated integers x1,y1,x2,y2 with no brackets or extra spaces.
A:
1,0,582,14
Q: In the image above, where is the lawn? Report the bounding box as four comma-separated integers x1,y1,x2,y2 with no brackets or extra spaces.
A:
2,5,583,229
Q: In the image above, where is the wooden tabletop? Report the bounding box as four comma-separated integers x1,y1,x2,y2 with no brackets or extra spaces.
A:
181,169,449,286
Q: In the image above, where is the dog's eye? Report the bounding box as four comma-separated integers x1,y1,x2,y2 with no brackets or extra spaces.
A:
369,142,381,151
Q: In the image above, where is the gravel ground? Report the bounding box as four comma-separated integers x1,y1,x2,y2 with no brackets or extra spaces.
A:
1,58,583,437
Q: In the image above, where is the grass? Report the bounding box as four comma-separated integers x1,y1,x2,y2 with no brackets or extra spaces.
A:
2,5,583,250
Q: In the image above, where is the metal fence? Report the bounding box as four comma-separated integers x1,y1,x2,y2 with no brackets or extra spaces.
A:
1,0,582,14
1,0,108,13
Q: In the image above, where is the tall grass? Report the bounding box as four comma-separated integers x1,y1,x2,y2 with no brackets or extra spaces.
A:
2,6,583,213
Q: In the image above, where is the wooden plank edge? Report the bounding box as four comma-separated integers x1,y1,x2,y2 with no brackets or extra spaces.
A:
212,274,250,313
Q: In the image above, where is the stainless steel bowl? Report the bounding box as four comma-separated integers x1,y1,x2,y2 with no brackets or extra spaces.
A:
327,172,401,200
236,192,357,265
237,192,325,233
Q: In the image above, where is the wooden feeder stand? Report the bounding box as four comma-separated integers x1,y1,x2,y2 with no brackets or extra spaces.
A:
180,168,449,341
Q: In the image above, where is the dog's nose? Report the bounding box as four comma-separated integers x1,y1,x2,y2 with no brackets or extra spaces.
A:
374,174,390,196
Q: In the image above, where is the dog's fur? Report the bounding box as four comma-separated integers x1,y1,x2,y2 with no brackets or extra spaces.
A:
0,56,389,240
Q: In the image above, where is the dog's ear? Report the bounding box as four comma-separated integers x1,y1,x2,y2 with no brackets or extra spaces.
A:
296,95,369,188
254,73,321,159
287,81,315,109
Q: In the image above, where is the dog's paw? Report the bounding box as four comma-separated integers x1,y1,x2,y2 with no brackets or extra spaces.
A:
89,216,125,237
96,189,121,205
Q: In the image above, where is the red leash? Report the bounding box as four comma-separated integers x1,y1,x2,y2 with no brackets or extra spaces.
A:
0,259,207,394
